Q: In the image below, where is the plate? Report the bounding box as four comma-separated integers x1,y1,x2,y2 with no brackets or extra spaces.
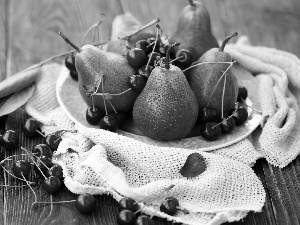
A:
56,66,262,151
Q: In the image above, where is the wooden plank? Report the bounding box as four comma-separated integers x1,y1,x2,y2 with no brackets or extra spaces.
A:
0,0,8,81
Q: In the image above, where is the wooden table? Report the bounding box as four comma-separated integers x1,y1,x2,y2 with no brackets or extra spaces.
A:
1,0,300,224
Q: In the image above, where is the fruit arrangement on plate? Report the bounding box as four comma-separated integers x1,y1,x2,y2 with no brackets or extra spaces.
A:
58,0,262,147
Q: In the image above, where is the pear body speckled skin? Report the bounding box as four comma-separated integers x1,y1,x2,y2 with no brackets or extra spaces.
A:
75,45,138,113
186,48,238,119
133,65,199,141
170,1,219,60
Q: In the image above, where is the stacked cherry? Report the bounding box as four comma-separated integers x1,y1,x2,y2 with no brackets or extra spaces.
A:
65,52,78,81
0,116,97,214
117,195,181,225
200,87,249,141
84,80,128,132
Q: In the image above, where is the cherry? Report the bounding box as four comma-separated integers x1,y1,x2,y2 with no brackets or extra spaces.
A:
200,122,221,141
147,52,161,67
41,175,61,194
0,130,19,150
237,87,248,102
138,65,153,79
174,48,194,69
75,193,96,214
86,105,104,125
99,114,120,132
135,215,154,225
34,155,53,178
160,196,179,216
45,133,62,152
46,164,64,181
118,197,139,212
229,107,248,125
117,209,137,225
135,40,152,54
127,48,148,68
22,117,40,137
128,75,146,93
65,53,76,71
70,70,78,81
198,107,218,123
220,117,236,134
12,159,31,179
32,143,53,158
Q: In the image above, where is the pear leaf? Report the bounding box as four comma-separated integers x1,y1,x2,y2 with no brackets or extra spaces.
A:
179,153,207,178
0,67,40,99
0,84,35,117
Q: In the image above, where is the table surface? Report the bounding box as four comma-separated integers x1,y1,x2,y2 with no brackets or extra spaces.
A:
1,0,300,224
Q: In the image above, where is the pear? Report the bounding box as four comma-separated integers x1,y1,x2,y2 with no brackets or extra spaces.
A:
170,0,219,67
106,13,156,55
133,44,199,141
186,32,239,119
59,32,138,113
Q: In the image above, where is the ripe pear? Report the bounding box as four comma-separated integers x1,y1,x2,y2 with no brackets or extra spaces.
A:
59,32,138,113
106,13,155,55
133,45,199,141
186,32,239,119
170,0,219,66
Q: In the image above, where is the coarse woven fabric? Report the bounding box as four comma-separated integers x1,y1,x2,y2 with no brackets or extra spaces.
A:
24,35,300,224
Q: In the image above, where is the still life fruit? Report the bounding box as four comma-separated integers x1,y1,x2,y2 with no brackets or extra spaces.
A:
55,0,259,145
0,0,266,223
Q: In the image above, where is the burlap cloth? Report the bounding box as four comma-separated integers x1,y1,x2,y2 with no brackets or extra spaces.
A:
24,37,300,225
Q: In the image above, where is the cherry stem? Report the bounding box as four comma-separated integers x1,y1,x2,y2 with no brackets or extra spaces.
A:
219,32,238,52
35,129,46,138
0,164,35,185
34,199,76,204
59,31,82,53
106,99,118,114
188,0,196,8
0,153,29,165
0,184,31,188
212,103,239,129
20,39,112,74
241,98,262,114
121,17,160,40
21,147,49,178
82,13,106,45
221,73,227,119
165,42,180,70
21,173,38,208
170,55,184,63
145,25,160,71
206,61,236,108
101,75,108,116
183,61,232,73
110,88,132,96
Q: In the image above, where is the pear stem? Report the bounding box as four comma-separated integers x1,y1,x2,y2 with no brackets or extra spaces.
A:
165,42,180,70
188,0,196,8
122,17,160,40
59,31,82,53
219,32,238,52
116,0,125,14
206,61,236,108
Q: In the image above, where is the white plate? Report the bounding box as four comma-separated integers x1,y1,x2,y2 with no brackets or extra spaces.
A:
56,66,262,151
